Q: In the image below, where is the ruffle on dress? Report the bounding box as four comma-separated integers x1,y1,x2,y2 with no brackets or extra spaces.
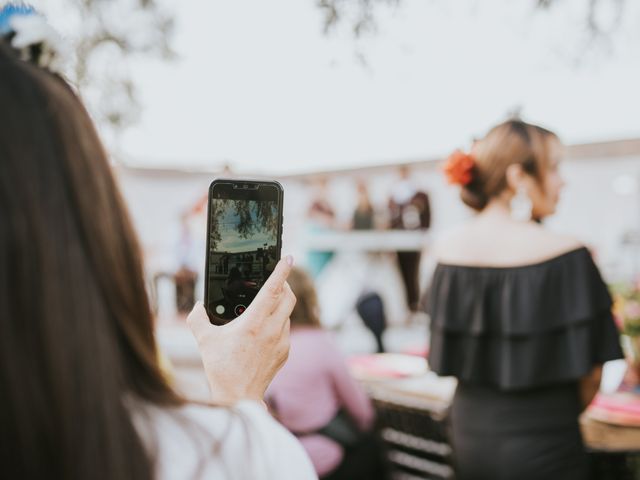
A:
427,248,623,390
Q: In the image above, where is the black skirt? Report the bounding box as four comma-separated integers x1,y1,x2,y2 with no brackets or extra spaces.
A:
451,382,588,480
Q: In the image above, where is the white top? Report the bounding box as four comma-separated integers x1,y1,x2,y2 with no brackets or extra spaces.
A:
132,400,318,480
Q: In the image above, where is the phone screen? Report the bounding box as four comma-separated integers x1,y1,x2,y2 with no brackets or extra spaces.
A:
205,181,282,324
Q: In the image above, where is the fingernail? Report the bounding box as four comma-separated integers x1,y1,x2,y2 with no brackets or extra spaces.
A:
285,255,294,266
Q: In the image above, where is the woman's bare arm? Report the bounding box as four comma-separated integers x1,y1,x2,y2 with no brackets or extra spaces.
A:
579,365,602,410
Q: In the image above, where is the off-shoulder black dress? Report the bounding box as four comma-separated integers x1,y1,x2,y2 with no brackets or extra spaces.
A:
427,247,623,480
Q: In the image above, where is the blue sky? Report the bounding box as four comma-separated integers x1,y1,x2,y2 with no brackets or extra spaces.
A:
214,200,276,253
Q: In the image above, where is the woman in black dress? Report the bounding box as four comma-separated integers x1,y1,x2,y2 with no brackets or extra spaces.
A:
428,120,623,480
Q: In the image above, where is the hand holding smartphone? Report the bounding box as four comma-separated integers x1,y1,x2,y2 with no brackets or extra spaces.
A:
204,179,284,325
188,256,295,404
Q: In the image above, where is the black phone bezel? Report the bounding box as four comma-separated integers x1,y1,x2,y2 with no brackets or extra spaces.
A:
204,178,284,325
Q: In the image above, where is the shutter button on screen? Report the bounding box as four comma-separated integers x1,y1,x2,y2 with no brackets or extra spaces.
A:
234,305,247,316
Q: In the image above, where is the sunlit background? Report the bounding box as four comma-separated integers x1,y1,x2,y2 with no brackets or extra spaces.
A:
31,0,640,330
10,2,639,474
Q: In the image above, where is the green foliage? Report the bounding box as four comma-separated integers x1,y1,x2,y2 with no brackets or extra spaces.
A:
317,0,627,39
232,201,278,240
208,200,277,253
39,0,175,136
611,282,640,337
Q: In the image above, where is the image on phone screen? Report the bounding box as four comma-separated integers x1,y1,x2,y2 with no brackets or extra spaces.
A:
206,189,280,322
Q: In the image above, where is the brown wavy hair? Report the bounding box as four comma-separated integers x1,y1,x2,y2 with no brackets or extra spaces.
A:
0,43,183,479
461,119,559,211
287,268,322,328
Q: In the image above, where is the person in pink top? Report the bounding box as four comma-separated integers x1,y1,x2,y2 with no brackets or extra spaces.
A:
267,268,385,479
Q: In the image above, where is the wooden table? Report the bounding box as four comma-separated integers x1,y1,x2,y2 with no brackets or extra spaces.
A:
581,415,640,451
356,370,640,479
581,415,640,480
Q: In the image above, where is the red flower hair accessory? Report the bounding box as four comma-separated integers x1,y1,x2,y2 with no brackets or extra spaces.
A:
443,149,475,186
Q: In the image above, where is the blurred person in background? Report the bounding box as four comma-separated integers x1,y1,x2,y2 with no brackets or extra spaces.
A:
351,180,375,230
0,6,315,480
267,268,385,480
428,119,624,479
355,291,387,353
388,165,431,314
306,177,337,278
174,213,199,314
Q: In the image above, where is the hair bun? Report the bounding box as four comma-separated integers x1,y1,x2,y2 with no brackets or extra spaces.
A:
460,181,488,211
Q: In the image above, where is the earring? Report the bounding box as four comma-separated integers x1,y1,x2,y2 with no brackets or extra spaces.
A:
510,185,532,222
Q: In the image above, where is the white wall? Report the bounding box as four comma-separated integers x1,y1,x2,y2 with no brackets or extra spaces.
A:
115,153,640,315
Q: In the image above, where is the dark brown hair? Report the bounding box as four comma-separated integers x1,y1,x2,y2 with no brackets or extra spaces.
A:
0,43,182,479
461,119,559,211
287,268,322,328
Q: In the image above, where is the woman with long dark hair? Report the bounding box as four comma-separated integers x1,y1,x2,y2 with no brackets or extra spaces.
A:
0,6,315,480
428,120,623,479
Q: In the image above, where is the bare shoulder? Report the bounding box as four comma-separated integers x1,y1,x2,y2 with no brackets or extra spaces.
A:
433,221,584,267
431,223,470,261
520,223,584,257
